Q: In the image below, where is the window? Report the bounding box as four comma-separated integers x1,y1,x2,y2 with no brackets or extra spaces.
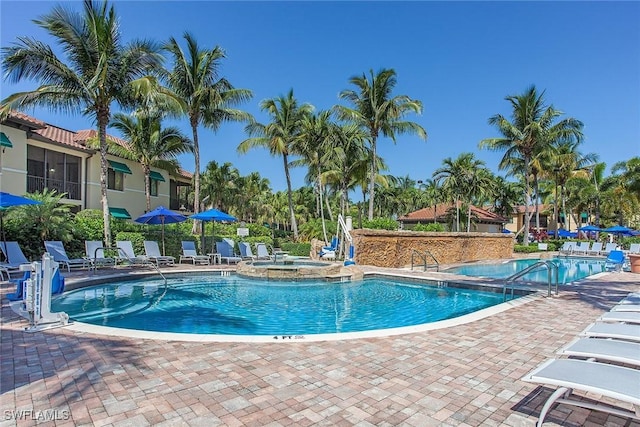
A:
149,178,158,196
26,145,81,199
108,168,124,191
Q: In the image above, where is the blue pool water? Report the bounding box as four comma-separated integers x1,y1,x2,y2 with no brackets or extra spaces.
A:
52,276,508,335
445,257,606,283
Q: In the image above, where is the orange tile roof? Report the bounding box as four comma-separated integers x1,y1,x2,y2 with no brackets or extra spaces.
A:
399,203,507,223
33,124,90,151
4,110,46,129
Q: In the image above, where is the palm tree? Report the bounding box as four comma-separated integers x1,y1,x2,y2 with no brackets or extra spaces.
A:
322,122,369,218
335,68,427,220
1,0,164,245
163,32,252,221
238,90,313,240
479,85,583,245
109,111,192,210
418,179,441,224
294,110,334,242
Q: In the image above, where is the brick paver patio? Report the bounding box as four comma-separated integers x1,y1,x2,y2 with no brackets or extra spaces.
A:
1,265,639,426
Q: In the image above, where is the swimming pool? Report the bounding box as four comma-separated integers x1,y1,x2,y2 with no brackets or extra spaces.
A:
52,275,512,336
445,257,606,283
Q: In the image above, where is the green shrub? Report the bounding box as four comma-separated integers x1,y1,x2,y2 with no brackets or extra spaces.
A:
413,223,445,232
281,242,311,257
361,217,398,230
514,244,541,253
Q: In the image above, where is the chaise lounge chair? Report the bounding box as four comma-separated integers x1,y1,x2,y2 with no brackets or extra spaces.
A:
85,240,116,268
179,241,210,265
238,242,256,260
598,311,640,324
522,358,640,426
0,241,31,270
579,322,640,342
587,242,603,256
44,241,90,272
215,239,242,264
144,241,175,266
624,243,640,256
558,241,576,255
557,337,640,367
256,243,273,260
601,242,618,256
573,241,590,255
116,241,150,266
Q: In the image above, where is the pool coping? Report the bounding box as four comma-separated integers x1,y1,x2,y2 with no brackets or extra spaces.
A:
27,269,543,343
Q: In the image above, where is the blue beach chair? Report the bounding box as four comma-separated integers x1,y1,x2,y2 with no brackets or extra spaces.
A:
605,250,625,272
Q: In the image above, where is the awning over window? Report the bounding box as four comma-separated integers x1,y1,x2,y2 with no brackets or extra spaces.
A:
0,132,13,148
150,171,165,182
109,207,131,219
108,160,132,174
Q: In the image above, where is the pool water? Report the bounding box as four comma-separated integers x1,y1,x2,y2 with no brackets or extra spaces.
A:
52,276,508,335
445,257,606,283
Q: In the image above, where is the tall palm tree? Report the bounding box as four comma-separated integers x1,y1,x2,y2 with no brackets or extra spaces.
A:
479,85,583,244
238,90,313,240
163,32,252,221
109,111,192,210
335,68,427,220
322,122,369,218
1,0,164,245
294,110,334,242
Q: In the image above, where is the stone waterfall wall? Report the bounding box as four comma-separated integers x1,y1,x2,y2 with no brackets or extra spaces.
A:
351,229,514,268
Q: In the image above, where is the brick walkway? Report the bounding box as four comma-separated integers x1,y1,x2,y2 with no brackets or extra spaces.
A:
1,266,639,426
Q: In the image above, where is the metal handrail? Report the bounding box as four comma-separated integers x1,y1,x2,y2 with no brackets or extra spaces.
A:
411,249,440,272
503,260,558,301
93,246,166,285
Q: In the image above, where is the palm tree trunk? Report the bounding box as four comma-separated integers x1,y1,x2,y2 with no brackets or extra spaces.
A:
98,112,111,247
283,154,298,240
318,174,328,244
190,117,200,234
144,165,151,211
467,204,471,232
368,138,377,220
523,161,532,246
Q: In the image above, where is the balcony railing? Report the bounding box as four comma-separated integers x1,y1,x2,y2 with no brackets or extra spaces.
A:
27,175,81,200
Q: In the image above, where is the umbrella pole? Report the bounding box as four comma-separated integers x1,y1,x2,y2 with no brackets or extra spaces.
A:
162,218,166,256
1,213,8,264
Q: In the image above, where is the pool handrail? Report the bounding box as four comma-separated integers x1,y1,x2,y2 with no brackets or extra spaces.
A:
410,249,439,272
503,260,558,301
94,245,167,285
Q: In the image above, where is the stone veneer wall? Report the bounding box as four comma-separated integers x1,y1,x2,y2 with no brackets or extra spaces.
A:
351,229,514,268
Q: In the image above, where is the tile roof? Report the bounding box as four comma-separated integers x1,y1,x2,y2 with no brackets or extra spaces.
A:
33,124,91,151
4,110,46,129
399,203,507,223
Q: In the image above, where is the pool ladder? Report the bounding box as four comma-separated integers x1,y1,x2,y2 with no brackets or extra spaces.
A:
410,249,439,272
503,260,558,301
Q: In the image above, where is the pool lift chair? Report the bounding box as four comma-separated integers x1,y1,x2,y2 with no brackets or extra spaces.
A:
604,250,626,272
11,253,70,332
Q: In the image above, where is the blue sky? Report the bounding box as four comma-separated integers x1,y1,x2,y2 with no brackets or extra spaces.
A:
2,1,639,192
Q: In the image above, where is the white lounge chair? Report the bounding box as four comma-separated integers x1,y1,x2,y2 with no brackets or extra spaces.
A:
116,241,150,266
238,242,256,260
85,240,116,268
179,241,210,265
573,241,590,255
624,243,640,256
143,241,175,266
579,322,640,342
587,242,603,256
256,243,273,260
44,240,90,272
522,358,640,426
558,337,640,367
601,242,618,256
558,241,576,255
599,311,640,324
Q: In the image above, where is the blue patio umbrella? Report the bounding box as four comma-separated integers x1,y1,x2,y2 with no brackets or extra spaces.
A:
578,225,601,232
603,225,634,236
0,192,41,263
134,206,187,255
557,229,572,238
190,208,237,253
